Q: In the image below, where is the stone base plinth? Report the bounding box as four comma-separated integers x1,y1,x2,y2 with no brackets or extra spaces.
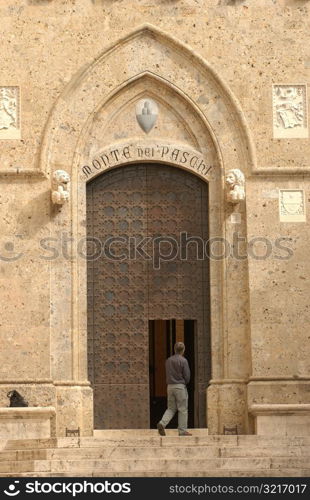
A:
250,404,310,436
0,407,56,439
0,382,93,437
207,381,249,434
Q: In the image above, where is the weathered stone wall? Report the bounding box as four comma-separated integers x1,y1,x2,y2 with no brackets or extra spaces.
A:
0,181,50,380
1,0,309,170
0,0,309,434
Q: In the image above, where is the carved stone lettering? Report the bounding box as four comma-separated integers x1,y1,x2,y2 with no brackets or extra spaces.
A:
80,142,213,181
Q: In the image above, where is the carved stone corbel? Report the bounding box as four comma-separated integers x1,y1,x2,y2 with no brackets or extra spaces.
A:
225,169,245,203
51,170,70,205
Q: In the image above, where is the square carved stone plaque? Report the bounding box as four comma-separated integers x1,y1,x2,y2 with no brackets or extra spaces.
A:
279,189,306,222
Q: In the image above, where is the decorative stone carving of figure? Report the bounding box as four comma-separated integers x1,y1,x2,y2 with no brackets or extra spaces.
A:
275,86,303,130
51,170,70,205
225,169,245,203
0,88,17,130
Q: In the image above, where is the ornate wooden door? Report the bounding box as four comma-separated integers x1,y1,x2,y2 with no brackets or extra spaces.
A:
87,164,210,428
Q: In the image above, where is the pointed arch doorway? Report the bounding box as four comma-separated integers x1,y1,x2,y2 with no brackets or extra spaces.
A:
87,163,211,429
44,24,252,435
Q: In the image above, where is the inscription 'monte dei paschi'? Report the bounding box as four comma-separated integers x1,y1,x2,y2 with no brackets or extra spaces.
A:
81,143,213,180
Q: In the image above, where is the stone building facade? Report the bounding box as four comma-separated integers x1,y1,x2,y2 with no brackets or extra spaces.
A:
0,0,309,437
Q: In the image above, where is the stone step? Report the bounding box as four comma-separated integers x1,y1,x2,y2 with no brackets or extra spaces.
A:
46,446,220,460
0,439,58,451
1,435,310,450
93,429,208,438
79,436,238,448
1,456,308,474
0,469,309,478
29,445,310,461
76,435,310,447
220,446,310,457
1,445,309,463
0,450,48,462
47,468,310,477
0,431,309,477
0,460,50,474
50,457,310,473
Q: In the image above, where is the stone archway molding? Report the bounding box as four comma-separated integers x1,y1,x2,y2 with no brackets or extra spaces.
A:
44,24,253,435
40,23,256,179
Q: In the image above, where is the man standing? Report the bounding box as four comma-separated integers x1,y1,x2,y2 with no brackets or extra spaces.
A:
157,342,192,436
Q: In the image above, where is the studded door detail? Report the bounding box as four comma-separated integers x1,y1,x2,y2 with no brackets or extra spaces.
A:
87,164,210,428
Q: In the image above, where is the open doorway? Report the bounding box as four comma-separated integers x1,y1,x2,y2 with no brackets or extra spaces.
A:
87,163,210,429
149,319,196,429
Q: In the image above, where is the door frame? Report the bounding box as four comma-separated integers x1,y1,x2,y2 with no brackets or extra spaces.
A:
43,25,253,434
87,163,210,429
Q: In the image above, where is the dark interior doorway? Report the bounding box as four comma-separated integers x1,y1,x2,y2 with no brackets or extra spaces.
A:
149,319,196,428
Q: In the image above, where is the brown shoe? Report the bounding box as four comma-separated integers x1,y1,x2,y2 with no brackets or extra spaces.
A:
179,431,192,436
157,422,166,436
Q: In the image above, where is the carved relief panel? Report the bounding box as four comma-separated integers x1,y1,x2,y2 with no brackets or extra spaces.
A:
279,189,306,222
0,87,21,139
273,85,308,139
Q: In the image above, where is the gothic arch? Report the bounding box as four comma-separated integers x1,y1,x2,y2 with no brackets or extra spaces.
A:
40,23,256,178
46,24,253,434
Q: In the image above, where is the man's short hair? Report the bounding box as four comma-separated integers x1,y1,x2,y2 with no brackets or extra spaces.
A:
174,342,185,355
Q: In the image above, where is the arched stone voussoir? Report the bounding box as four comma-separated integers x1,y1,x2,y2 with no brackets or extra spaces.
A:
40,23,256,179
